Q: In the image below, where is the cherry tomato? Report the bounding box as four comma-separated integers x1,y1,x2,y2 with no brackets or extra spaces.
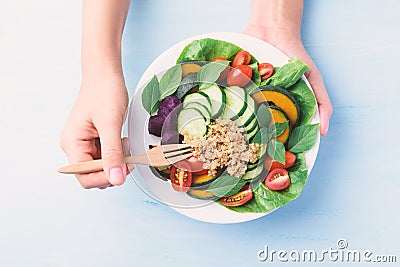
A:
232,50,251,68
264,151,296,170
258,63,274,81
212,56,230,81
220,184,253,207
170,162,192,192
212,56,228,62
265,168,290,191
227,65,253,87
184,156,205,173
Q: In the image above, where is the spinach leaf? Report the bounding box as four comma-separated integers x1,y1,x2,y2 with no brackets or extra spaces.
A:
159,64,182,99
265,57,309,88
288,124,319,153
141,75,160,115
289,80,317,125
269,121,289,137
207,176,246,197
256,103,272,128
267,138,286,164
197,61,229,89
288,153,306,172
225,164,309,213
176,72,199,99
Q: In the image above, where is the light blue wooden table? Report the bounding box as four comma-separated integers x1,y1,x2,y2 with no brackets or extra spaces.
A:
0,0,398,266
120,0,400,266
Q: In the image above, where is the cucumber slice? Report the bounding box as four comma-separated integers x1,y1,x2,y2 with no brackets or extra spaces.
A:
245,124,259,142
242,164,263,181
255,143,267,160
235,95,256,128
183,92,212,111
199,84,226,118
177,108,207,138
184,102,211,123
243,141,267,176
244,117,258,134
221,86,247,120
247,162,258,171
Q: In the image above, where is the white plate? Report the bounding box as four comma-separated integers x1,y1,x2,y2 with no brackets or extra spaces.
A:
128,32,320,224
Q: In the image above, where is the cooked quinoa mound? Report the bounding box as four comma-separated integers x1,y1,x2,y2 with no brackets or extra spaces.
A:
184,118,260,178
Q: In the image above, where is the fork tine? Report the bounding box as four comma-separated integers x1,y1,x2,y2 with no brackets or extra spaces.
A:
161,143,192,153
166,151,193,164
164,148,193,158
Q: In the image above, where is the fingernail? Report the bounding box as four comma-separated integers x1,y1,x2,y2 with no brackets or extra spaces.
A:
109,167,124,185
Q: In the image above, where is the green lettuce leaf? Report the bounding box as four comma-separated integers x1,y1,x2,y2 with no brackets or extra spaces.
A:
176,38,258,63
289,79,317,125
225,153,309,213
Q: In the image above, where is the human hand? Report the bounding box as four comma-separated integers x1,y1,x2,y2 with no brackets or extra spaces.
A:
61,70,130,189
245,25,333,136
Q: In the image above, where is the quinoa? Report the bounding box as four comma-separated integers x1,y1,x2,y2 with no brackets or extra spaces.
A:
184,118,260,178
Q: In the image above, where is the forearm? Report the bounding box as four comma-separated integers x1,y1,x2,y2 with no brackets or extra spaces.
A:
248,0,303,39
81,0,130,78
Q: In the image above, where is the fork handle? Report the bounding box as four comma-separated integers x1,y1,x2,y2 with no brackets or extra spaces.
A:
58,154,150,174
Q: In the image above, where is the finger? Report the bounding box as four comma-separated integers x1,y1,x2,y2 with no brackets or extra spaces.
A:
61,138,111,188
318,104,332,136
96,117,127,186
122,137,135,175
305,68,333,136
76,171,111,189
122,137,131,157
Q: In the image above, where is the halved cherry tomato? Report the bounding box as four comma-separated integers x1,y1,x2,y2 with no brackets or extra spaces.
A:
264,151,296,170
184,156,205,173
227,65,253,87
265,168,290,191
170,161,192,192
258,63,274,81
232,50,251,68
212,56,230,81
220,184,253,207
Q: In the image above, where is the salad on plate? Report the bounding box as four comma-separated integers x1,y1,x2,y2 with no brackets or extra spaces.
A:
140,38,319,213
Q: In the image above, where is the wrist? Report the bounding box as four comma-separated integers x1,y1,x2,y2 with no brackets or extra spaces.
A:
247,0,303,42
81,54,123,80
245,24,301,47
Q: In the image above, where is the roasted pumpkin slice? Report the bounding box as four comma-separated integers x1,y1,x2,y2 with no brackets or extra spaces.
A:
181,62,202,76
251,86,300,126
191,173,217,187
268,105,290,144
187,188,217,200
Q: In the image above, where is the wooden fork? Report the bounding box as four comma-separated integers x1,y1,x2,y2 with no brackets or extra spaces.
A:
58,144,193,174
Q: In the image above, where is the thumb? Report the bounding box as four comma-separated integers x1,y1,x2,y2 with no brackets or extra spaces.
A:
97,119,127,186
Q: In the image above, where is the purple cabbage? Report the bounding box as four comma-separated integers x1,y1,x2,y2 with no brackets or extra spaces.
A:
148,115,164,137
157,105,171,119
148,96,182,138
161,130,183,145
159,95,181,111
